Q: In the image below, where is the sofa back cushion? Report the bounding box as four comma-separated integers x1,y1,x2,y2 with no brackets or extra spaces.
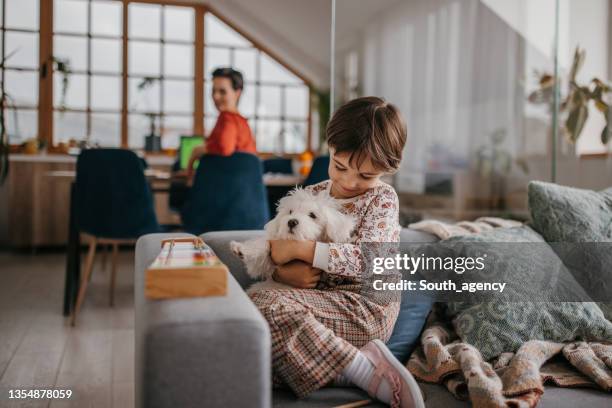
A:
528,181,612,242
443,226,612,360
201,230,265,289
528,181,612,320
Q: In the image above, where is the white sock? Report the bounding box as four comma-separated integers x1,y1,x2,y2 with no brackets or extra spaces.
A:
337,351,393,403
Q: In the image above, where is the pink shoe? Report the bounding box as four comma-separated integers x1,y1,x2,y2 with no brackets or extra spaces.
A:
362,339,425,408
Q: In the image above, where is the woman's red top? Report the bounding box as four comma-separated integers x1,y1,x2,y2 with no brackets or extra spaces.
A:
205,111,257,156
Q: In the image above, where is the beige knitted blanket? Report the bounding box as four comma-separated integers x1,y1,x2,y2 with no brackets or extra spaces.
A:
408,217,523,239
406,218,612,407
407,308,612,408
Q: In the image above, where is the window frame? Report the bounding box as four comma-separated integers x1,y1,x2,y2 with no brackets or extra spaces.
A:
52,0,124,147
0,0,41,144
5,0,313,153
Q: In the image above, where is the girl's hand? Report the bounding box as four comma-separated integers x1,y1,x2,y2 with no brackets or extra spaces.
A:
273,260,321,289
269,240,315,265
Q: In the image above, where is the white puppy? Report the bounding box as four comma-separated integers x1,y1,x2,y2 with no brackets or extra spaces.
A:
230,188,355,293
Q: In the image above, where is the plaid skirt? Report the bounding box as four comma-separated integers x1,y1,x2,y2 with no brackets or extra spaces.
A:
249,287,400,398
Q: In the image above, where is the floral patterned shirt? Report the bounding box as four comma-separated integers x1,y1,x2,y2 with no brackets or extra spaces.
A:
307,179,401,284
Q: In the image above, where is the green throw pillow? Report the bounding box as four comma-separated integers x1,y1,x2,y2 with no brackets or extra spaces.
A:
528,181,612,319
528,181,612,242
443,226,612,360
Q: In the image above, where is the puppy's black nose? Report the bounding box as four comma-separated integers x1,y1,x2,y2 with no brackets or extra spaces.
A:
287,219,299,229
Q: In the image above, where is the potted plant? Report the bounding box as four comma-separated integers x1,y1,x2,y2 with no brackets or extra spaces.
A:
474,129,529,211
310,86,330,154
529,46,612,146
52,56,72,113
1,49,19,184
135,77,161,152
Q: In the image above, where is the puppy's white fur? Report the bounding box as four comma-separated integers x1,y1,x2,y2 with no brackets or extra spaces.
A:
230,188,355,294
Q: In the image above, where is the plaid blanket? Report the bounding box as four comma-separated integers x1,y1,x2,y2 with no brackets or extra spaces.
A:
407,307,612,407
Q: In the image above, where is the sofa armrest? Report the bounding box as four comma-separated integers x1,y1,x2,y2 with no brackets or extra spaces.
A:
135,233,271,408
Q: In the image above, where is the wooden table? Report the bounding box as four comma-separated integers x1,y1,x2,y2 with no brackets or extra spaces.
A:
45,168,172,181
262,173,304,187
48,170,303,187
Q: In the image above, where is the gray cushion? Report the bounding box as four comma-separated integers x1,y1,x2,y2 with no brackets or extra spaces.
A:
443,226,612,360
528,181,612,242
201,230,266,289
528,181,612,319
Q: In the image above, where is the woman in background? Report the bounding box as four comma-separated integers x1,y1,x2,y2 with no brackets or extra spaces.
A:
186,67,257,180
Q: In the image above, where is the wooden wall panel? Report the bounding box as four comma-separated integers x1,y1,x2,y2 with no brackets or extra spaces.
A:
7,162,36,247
32,163,73,246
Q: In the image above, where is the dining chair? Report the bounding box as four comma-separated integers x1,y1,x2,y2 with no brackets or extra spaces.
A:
262,157,293,174
302,155,330,186
71,148,160,326
168,158,190,212
180,152,270,235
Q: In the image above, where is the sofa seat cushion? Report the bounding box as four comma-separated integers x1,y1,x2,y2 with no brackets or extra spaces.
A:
272,383,611,407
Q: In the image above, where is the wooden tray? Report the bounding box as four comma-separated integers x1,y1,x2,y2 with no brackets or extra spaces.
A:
145,237,227,299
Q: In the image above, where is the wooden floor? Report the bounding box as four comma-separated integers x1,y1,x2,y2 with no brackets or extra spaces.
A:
0,250,135,408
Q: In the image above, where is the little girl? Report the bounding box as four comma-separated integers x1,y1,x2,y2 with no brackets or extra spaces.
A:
250,97,424,408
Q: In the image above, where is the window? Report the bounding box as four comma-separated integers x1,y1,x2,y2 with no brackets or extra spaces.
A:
204,13,310,153
53,0,122,146
1,0,40,144
127,3,194,149
4,1,312,153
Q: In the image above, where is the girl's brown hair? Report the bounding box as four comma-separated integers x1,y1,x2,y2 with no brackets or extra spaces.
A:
326,96,407,173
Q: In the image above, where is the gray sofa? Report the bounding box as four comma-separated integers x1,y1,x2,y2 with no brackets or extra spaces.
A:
135,229,611,408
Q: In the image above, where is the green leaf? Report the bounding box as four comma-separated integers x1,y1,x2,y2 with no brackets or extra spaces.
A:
594,99,608,113
515,158,529,174
602,108,611,144
602,125,610,144
568,47,586,83
565,103,589,142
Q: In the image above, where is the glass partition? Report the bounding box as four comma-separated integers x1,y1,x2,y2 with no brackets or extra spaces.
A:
331,0,612,223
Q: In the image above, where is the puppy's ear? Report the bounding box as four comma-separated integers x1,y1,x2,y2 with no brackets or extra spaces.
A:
322,209,355,243
230,241,244,259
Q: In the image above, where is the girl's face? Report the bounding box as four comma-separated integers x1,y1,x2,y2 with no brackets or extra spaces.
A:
212,77,241,113
328,148,384,199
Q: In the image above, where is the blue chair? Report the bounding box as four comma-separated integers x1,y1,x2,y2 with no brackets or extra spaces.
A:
181,153,270,234
302,155,330,186
263,157,293,174
71,148,160,325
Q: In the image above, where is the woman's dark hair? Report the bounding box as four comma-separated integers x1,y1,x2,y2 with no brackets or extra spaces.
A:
326,96,407,173
212,67,244,91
